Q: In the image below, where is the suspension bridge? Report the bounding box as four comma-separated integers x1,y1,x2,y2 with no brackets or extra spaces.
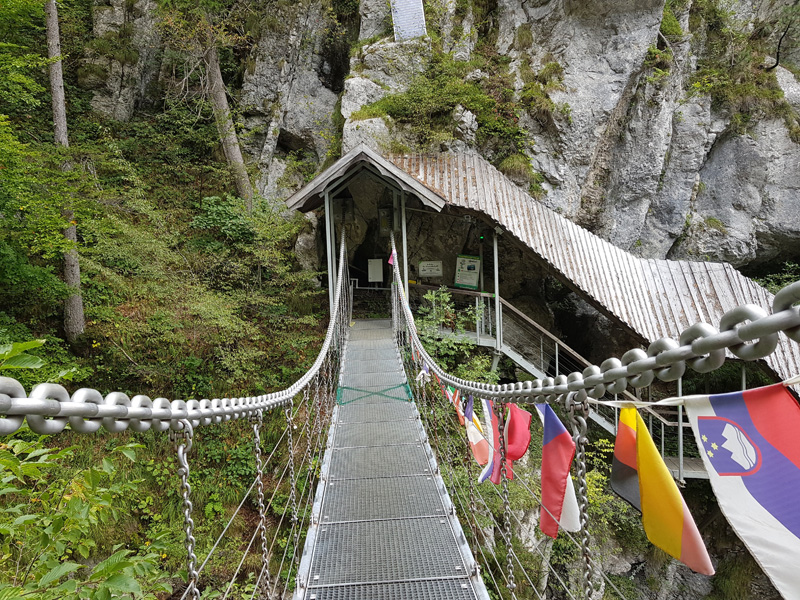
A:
2,226,800,598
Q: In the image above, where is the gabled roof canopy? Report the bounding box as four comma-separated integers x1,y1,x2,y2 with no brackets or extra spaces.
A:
285,144,447,212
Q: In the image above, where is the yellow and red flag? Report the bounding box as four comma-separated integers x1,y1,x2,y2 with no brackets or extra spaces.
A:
611,407,714,575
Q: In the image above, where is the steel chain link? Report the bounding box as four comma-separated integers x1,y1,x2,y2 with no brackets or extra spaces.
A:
170,420,200,600
495,402,517,595
285,399,299,537
566,392,600,599
250,411,271,595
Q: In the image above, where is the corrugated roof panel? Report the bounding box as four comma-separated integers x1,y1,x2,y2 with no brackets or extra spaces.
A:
378,152,799,379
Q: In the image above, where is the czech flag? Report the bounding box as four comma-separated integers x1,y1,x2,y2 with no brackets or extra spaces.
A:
611,407,714,575
535,404,580,538
684,383,800,594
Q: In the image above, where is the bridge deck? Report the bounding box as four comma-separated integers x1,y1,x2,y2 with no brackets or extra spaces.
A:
295,319,488,600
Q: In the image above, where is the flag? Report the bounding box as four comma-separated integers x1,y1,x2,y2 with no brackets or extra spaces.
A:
611,407,714,575
464,397,489,465
505,403,532,461
388,251,395,265
475,400,516,484
684,383,800,595
445,386,465,426
535,404,580,538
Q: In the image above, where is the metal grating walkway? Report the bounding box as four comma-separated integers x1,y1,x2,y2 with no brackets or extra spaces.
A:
295,319,488,600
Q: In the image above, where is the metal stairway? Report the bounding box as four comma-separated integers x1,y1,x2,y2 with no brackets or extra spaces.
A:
295,319,488,600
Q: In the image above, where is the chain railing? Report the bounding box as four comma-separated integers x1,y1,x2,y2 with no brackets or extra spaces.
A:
389,230,800,599
0,230,351,599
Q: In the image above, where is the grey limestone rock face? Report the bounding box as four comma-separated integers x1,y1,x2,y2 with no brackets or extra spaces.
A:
496,0,664,217
356,37,430,92
359,0,391,40
670,117,800,267
342,117,395,153
240,2,340,198
341,77,387,120
340,37,431,151
88,0,162,121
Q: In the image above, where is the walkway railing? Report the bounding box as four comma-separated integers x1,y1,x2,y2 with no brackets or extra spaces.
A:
389,230,800,599
0,231,352,599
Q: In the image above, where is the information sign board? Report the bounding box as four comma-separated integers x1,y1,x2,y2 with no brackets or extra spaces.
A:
454,255,481,290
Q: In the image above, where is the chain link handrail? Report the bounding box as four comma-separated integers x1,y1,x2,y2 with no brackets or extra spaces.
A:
0,231,350,436
388,232,800,405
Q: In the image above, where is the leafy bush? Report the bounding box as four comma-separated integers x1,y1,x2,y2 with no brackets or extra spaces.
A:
0,436,173,598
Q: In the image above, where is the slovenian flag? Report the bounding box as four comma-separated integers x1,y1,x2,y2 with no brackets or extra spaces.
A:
535,404,580,538
464,396,489,465
684,383,800,595
611,407,714,575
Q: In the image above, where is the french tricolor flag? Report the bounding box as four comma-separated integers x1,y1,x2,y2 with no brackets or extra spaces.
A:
536,404,580,538
684,383,800,596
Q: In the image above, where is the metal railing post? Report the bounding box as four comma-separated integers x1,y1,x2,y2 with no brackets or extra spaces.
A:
677,377,684,484
493,231,501,352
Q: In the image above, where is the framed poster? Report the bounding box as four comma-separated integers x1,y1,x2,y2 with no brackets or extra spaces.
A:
454,255,481,290
419,261,443,278
368,259,383,283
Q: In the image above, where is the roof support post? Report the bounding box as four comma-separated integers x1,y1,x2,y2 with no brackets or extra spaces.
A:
324,191,335,314
493,230,502,352
401,190,409,300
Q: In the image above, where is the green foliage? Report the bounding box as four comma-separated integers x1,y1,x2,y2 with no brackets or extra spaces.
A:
688,0,800,140
514,23,533,51
0,339,46,370
498,153,533,181
660,2,683,39
192,195,256,244
754,261,800,294
709,552,758,599
518,62,569,128
353,52,526,161
418,287,476,366
0,436,173,598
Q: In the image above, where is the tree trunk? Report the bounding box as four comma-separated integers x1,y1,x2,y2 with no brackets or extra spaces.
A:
46,0,85,342
63,214,85,343
205,43,254,208
45,0,68,148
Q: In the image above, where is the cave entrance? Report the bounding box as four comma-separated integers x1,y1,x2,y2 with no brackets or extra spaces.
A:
285,144,449,315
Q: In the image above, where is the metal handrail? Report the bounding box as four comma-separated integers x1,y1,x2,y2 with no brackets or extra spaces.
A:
0,230,352,436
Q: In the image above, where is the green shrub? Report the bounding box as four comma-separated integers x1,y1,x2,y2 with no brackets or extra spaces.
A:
660,3,683,39
514,23,533,50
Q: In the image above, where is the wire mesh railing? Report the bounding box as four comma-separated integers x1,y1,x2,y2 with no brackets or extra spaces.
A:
388,230,800,599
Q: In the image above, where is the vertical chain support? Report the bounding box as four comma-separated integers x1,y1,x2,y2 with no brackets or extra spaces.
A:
302,383,315,488
285,398,299,537
495,402,517,595
464,407,478,562
170,420,200,600
566,392,599,599
250,411,272,594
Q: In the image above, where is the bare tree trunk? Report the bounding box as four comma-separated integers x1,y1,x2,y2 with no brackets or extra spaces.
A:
205,43,254,209
46,0,85,343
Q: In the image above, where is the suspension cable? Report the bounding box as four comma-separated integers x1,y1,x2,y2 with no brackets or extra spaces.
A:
0,231,351,435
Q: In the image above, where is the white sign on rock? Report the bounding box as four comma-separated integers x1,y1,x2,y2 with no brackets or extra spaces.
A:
390,0,427,41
